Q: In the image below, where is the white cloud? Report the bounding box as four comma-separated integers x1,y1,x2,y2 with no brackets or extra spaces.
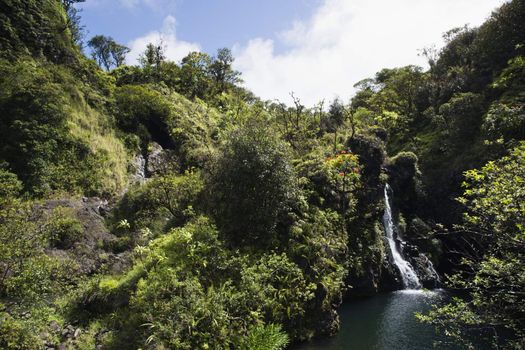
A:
233,0,507,106
119,0,140,8
119,0,168,10
126,15,200,65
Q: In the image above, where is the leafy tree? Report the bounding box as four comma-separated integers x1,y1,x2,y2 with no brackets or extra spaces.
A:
61,0,86,47
88,35,129,70
139,42,165,68
88,35,112,70
208,48,242,94
323,98,346,133
354,66,427,132
419,143,525,349
208,123,298,246
138,42,165,82
270,93,322,152
179,51,212,99
109,40,130,67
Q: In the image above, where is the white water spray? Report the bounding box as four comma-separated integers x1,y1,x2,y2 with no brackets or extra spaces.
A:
383,184,421,289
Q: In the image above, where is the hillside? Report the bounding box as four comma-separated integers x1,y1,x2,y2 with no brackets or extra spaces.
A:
0,1,524,349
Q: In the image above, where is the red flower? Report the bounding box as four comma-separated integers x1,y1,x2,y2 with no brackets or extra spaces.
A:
339,172,345,176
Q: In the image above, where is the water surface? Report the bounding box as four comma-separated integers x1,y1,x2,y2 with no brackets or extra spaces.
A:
296,290,460,350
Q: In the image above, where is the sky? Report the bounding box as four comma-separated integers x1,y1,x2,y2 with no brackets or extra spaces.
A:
78,0,507,106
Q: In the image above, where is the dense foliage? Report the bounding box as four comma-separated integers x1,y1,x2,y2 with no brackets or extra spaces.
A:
0,0,524,349
418,143,525,349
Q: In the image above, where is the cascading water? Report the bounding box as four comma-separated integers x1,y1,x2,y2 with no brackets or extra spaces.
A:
383,184,421,289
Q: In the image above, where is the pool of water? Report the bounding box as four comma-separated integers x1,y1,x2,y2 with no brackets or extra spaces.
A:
295,289,461,350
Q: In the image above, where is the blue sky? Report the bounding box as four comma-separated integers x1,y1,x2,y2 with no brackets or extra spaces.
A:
78,0,506,105
79,0,321,55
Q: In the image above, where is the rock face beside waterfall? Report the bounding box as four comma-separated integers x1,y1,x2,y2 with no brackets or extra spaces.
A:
343,134,440,297
410,254,441,288
385,240,441,290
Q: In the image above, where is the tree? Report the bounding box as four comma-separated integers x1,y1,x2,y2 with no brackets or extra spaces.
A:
88,35,129,71
208,48,242,93
270,93,324,152
419,142,525,349
61,0,86,12
208,122,298,246
109,41,130,68
87,35,112,70
139,43,165,68
321,99,345,133
61,0,86,47
138,42,166,82
179,51,212,99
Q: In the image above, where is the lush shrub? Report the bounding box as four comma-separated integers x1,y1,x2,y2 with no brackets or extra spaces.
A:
127,217,237,348
113,85,171,139
240,253,316,339
0,169,22,203
0,201,46,298
132,270,234,349
482,56,525,143
46,206,83,249
288,208,347,301
112,171,203,233
238,324,289,350
438,92,485,145
207,123,298,246
0,312,41,350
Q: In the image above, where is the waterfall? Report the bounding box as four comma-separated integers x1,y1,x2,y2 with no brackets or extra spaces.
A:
383,184,421,289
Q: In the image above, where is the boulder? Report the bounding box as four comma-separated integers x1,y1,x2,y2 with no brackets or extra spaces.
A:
146,142,179,177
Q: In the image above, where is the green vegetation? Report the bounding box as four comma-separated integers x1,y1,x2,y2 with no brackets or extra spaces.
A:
0,0,524,349
418,143,525,349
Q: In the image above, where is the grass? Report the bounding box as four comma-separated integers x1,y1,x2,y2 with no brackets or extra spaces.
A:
67,86,130,196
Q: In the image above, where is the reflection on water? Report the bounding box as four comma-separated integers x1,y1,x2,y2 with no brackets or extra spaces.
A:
296,290,460,350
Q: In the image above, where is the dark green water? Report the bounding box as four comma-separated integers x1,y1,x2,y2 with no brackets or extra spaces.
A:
297,289,460,350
